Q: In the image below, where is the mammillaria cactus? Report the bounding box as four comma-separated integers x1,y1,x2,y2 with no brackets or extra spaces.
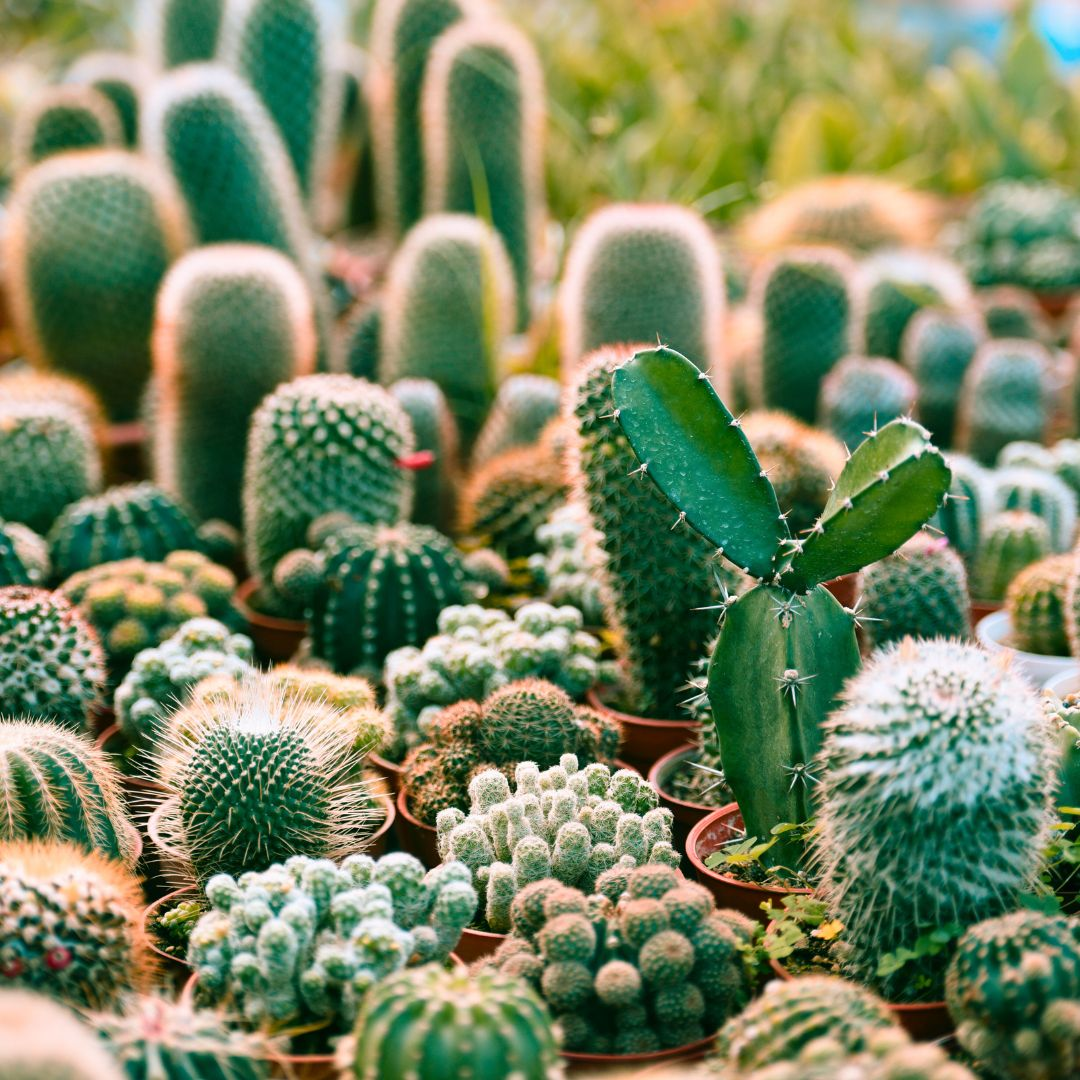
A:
0,587,105,731
378,214,516,451
403,680,622,825
153,244,318,527
528,504,607,626
1006,553,1073,656
971,510,1051,602
422,18,545,330
483,862,756,1054
346,963,560,1079
142,0,225,68
188,852,477,1036
62,551,239,672
242,374,414,588
559,203,725,378
0,840,151,1010
992,466,1078,553
856,533,971,649
472,374,561,470
817,355,918,451
11,84,122,174
114,617,254,749
751,248,855,422
65,51,149,146
438,756,679,931
956,340,1050,465
3,150,190,420
934,453,989,564
946,911,1080,1080
612,346,949,866
814,638,1055,999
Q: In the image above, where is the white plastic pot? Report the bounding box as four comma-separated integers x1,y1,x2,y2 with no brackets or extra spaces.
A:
1045,669,1080,699
976,610,1078,690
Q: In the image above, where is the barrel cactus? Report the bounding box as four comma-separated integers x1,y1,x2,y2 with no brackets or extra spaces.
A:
971,510,1051,602
1007,553,1073,656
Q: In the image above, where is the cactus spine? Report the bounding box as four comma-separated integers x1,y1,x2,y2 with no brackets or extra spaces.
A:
143,0,226,68
817,355,917,451
12,85,123,175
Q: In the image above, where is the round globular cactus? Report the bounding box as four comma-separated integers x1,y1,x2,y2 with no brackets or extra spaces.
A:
1007,553,1073,657
817,355,918,452
813,638,1056,1000
11,84,123,175
946,910,1080,1080
472,374,561,470
142,0,226,68
992,466,1078,554
0,587,106,731
971,510,1051,602
856,533,971,649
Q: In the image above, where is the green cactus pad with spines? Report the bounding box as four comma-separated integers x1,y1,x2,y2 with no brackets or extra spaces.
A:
472,375,561,470
144,0,225,68
66,52,149,147
3,151,190,421
933,453,989,564
753,248,854,422
957,340,1050,465
307,523,468,676
243,374,414,587
0,588,105,732
992,466,1078,553
422,19,544,330
856,533,971,649
971,510,1051,602
559,203,725,380
348,964,560,1079
817,356,917,452
0,722,138,865
1007,553,1072,656
815,638,1055,1000
12,85,122,175
153,244,317,528
379,214,515,452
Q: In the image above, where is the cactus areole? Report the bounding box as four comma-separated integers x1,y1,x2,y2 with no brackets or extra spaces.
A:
612,346,950,864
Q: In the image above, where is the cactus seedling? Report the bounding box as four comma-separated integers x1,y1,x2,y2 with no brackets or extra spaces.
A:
611,346,950,864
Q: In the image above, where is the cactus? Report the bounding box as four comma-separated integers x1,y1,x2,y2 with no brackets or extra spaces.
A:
569,345,728,719
188,852,477,1035
378,214,515,451
901,307,983,448
243,374,414,588
0,840,151,1010
611,346,950,864
11,84,122,175
527,504,607,625
814,638,1055,999
3,150,190,420
472,374,561,470
49,483,201,580
66,52,150,146
62,551,240,673
347,963,560,1079
1007,553,1073,656
0,521,42,588
971,510,1051,603
142,0,226,68
153,244,318,527
438,756,678,930
153,676,379,882
751,248,855,422
992,466,1078,553
856,533,971,649
559,203,725,379
817,356,917,451
114,617,254,749
956,340,1050,465
422,19,544,330
0,587,105,731
402,679,622,825
483,862,756,1053
931,454,987,565
979,285,1049,341
389,378,461,533
341,302,381,380
946,911,1080,1080
0,722,138,865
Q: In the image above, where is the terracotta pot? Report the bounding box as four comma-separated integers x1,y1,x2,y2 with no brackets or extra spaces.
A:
585,689,699,772
686,804,811,924
395,787,440,867
823,574,857,608
562,1034,714,1073
1033,289,1077,319
969,598,1002,626
234,578,306,663
649,743,715,833
454,925,505,964
365,794,395,857
368,751,403,796
142,884,197,984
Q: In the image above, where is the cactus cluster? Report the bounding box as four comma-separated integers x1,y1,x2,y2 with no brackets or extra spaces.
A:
188,852,477,1036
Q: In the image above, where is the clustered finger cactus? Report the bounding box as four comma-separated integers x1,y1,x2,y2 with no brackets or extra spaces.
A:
483,862,756,1054
1006,553,1073,656
817,356,917,452
438,756,679,931
971,510,1051,602
188,852,477,1036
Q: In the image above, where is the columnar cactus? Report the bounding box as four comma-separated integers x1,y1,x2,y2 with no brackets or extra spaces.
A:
422,18,544,330
438,756,678,930
957,340,1050,465
472,374,561,470
66,52,150,146
0,587,106,731
341,301,381,380
946,911,1080,1080
347,964,560,1080
856,533,971,649
1007,553,1072,656
559,203,726,380
188,853,477,1034
243,375,414,589
0,840,151,1010
142,0,225,68
153,244,318,527
378,214,515,451
992,466,1078,553
751,247,855,422
971,510,1052,602
3,151,190,420
11,84,123,174
979,285,1048,341
814,638,1055,999
817,355,918,451
612,346,950,866
933,453,989,564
